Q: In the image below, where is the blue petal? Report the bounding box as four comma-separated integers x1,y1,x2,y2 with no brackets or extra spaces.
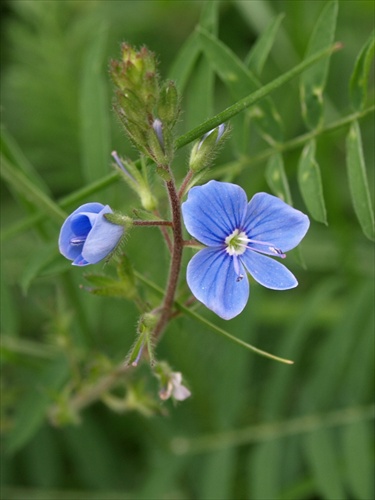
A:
182,180,248,246
82,205,124,264
243,193,310,253
241,250,298,290
59,203,105,261
186,247,249,320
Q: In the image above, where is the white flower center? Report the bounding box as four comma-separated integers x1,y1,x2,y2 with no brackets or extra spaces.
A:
225,229,248,256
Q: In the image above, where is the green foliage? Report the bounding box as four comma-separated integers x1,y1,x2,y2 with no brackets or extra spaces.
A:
1,1,374,499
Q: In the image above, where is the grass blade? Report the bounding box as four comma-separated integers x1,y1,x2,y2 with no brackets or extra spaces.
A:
346,120,375,240
80,24,110,183
1,155,66,222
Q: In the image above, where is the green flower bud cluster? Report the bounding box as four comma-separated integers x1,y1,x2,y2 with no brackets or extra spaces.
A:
110,44,180,166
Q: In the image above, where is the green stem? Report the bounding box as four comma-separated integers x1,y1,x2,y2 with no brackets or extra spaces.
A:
170,404,375,455
175,42,343,149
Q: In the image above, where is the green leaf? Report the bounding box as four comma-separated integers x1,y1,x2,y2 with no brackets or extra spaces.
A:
346,120,375,240
342,422,374,499
297,139,327,224
249,441,283,499
198,27,283,145
350,30,375,111
0,155,66,222
0,126,51,195
80,23,111,183
6,355,69,453
300,1,339,129
245,13,285,75
176,39,340,150
265,153,292,204
20,243,63,295
304,429,345,500
199,0,219,35
168,30,201,92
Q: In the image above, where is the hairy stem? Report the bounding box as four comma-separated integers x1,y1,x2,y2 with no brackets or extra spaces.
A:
152,175,184,340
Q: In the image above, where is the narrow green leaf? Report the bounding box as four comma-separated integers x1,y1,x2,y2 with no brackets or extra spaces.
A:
201,449,236,500
304,429,346,500
80,24,110,183
0,155,66,222
0,126,50,195
250,441,283,499
199,0,219,35
265,153,292,204
176,41,341,149
6,355,69,453
198,27,283,145
245,13,285,75
20,243,62,295
300,1,339,129
168,30,201,92
342,422,374,499
346,120,375,240
298,139,327,224
350,30,375,111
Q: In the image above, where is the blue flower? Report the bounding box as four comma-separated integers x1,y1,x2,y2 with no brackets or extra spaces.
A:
182,181,310,320
59,203,124,266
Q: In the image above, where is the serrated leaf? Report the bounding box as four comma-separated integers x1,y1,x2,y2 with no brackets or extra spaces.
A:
350,30,375,111
304,429,346,500
265,153,292,204
245,13,285,75
300,1,338,129
298,139,327,224
342,422,374,499
6,355,69,453
346,121,375,240
198,28,283,145
80,23,110,183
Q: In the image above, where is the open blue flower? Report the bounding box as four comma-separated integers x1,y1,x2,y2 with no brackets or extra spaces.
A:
182,181,310,320
59,203,124,266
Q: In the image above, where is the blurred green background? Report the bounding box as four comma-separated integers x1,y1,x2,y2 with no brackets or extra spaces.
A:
1,1,374,499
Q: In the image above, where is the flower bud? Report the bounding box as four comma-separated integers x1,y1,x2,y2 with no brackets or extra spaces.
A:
189,123,227,172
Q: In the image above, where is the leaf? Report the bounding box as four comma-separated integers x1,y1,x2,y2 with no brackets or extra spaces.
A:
80,23,111,184
350,30,375,111
346,120,375,240
6,355,69,453
265,153,292,204
0,126,51,195
20,243,63,295
175,41,340,149
249,440,283,499
297,139,327,224
342,422,374,499
198,27,283,145
300,1,339,129
168,30,201,92
245,13,285,75
199,0,219,35
0,155,66,222
304,429,346,500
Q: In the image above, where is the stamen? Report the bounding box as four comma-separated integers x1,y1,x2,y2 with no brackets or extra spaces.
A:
70,236,86,245
238,236,286,258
